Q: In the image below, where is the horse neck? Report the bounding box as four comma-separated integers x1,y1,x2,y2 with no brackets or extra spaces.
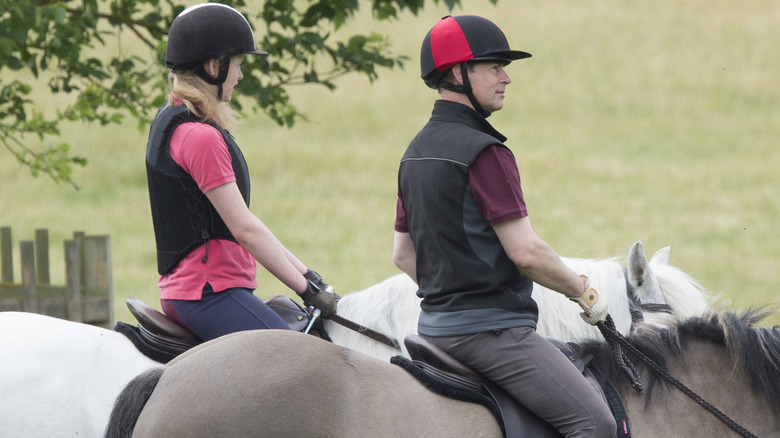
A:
618,338,779,437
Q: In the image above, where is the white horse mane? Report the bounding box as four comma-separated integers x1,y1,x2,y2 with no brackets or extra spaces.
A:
644,262,711,325
326,274,420,359
535,256,629,343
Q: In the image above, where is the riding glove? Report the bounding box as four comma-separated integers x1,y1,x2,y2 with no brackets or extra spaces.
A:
299,270,338,317
570,275,609,325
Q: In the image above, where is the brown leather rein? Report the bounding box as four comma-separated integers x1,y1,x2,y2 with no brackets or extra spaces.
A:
326,313,401,350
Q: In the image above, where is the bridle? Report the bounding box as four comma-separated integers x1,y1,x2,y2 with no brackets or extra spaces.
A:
624,270,672,326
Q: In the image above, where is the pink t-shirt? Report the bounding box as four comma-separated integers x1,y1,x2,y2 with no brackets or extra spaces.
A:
157,119,257,300
394,145,528,232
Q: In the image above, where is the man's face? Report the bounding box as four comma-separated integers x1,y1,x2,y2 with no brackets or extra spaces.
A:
467,61,512,113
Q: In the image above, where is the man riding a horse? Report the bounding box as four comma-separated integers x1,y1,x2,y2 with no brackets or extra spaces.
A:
392,15,615,437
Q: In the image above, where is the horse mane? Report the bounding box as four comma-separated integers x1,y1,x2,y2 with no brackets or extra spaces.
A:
330,274,420,358
584,308,780,407
650,263,712,319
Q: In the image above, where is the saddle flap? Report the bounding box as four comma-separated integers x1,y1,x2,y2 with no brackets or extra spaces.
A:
404,335,483,381
392,354,560,438
126,297,200,342
546,337,592,374
265,295,309,332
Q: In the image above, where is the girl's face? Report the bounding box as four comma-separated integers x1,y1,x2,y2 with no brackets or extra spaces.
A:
205,55,245,102
220,55,245,102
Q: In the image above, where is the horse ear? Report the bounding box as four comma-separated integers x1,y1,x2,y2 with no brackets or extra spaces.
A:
627,241,665,303
627,241,648,287
649,246,670,266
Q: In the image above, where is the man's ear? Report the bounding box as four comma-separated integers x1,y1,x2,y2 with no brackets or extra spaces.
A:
450,64,464,86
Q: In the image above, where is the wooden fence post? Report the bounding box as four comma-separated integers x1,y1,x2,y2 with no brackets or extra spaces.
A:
35,228,50,285
79,233,113,328
64,238,83,323
20,241,37,313
0,227,113,327
1,227,12,283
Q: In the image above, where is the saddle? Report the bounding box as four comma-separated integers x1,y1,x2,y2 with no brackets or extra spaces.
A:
394,335,629,438
115,296,323,363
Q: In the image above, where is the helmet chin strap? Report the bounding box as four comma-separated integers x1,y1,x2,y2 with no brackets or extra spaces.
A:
440,63,491,118
194,56,231,100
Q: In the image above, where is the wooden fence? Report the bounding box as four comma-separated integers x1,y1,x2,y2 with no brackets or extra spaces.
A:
0,227,113,328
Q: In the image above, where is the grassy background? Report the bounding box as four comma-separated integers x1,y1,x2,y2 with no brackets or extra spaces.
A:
1,0,778,326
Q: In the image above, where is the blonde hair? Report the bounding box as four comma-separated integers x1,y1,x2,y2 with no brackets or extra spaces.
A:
166,60,238,129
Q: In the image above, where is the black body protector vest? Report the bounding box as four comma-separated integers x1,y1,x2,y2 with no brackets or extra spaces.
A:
398,100,537,336
146,105,250,275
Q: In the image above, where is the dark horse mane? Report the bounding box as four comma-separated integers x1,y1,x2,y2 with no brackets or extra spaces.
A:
582,308,780,406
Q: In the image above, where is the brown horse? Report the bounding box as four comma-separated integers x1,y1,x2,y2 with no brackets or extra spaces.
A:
106,310,780,438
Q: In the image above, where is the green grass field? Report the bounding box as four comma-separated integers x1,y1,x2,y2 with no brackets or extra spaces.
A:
2,0,778,326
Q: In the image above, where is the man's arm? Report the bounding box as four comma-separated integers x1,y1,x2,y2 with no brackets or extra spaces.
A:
392,231,418,284
493,216,585,298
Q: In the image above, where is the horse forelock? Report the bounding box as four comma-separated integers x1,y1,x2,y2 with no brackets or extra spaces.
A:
585,309,780,408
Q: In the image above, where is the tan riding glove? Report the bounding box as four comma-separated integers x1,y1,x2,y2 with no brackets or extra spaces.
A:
570,275,609,325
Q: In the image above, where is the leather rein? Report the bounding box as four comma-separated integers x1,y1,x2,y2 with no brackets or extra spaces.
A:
326,313,401,350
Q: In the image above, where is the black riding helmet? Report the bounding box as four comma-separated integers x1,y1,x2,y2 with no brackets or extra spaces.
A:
165,3,267,100
420,15,531,117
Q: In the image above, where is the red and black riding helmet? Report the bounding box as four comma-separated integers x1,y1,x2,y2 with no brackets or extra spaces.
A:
420,15,531,89
420,15,531,117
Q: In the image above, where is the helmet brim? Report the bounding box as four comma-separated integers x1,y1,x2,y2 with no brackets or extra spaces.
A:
471,50,532,64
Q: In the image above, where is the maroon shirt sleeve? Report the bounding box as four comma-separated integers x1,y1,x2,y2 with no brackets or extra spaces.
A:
394,196,409,233
470,145,528,225
394,144,527,232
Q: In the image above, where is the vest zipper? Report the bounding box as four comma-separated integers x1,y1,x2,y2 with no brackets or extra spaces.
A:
201,230,210,263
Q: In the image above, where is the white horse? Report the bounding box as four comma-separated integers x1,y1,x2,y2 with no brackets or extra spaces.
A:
0,241,710,437
325,241,712,360
0,312,160,438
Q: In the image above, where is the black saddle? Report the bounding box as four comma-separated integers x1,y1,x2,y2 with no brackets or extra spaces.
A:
115,296,324,363
394,335,623,438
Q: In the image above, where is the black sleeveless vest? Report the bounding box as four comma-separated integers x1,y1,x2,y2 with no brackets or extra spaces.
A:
398,100,537,336
146,105,250,275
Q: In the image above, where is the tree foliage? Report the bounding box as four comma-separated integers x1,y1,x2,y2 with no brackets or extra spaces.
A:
0,0,491,187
